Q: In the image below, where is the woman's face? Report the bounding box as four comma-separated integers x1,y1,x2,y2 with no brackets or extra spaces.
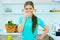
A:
24,5,34,16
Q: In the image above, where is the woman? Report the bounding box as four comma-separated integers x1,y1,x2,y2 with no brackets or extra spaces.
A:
18,1,48,40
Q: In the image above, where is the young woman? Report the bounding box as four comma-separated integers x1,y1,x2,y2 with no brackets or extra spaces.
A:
18,1,48,40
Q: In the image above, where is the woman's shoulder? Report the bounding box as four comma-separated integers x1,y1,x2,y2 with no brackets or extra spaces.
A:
37,17,42,21
19,15,24,19
37,17,45,24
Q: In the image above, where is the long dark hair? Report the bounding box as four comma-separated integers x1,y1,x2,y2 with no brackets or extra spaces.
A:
24,1,37,34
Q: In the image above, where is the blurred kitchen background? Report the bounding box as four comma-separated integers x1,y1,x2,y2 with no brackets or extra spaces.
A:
0,0,60,40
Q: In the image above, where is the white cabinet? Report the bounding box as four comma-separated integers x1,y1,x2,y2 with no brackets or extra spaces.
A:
0,36,6,40
0,33,22,40
0,36,21,40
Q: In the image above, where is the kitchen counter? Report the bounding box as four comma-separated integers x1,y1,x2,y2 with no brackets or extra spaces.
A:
0,33,21,36
0,33,22,40
0,32,60,40
38,30,60,40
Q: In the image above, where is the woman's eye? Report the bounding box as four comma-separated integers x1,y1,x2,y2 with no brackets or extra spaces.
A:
26,8,28,10
30,8,32,10
25,8,32,10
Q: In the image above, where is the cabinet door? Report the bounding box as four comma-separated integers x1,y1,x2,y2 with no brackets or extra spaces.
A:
0,35,21,40
0,36,6,40
13,36,21,40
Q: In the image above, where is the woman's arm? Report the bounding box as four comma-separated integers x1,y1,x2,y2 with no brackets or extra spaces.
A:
36,26,49,40
40,26,49,39
18,18,26,33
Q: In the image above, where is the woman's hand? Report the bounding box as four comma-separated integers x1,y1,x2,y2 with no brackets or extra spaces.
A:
35,26,48,40
18,24,24,33
35,35,43,40
24,14,29,18
18,16,27,33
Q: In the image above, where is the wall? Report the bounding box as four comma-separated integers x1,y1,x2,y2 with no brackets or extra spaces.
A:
0,4,60,33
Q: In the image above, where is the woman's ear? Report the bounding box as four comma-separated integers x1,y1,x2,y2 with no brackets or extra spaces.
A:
22,9,24,12
34,9,36,12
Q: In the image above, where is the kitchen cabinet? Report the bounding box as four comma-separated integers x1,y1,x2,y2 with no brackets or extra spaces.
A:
0,36,6,40
0,33,21,40
0,36,21,40
0,34,54,40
